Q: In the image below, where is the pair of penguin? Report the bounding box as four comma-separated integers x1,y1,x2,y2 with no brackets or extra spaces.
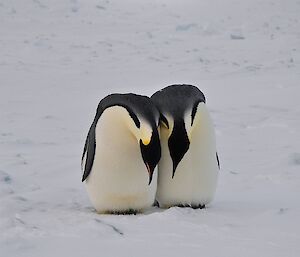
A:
81,84,219,214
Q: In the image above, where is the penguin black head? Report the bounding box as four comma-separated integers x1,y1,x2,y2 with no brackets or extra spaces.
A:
151,85,206,178
123,94,161,185
82,93,161,185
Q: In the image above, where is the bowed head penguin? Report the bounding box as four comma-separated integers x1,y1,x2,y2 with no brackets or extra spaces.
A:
151,85,220,209
82,93,161,214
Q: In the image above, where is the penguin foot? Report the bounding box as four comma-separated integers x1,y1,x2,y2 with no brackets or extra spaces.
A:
191,204,206,209
153,200,160,207
176,204,191,208
175,204,205,209
125,209,138,215
108,209,139,215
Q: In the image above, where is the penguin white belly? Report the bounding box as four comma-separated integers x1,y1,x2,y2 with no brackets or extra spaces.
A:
84,107,157,213
156,105,218,208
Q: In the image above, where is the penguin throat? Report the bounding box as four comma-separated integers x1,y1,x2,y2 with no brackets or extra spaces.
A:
168,119,190,178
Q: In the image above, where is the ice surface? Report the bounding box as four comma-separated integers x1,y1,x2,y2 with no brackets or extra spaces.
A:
1,0,300,256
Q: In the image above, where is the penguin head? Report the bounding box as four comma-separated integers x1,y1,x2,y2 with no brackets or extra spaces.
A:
101,94,161,185
151,85,206,178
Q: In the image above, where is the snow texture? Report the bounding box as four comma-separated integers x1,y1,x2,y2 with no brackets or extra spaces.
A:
0,0,300,256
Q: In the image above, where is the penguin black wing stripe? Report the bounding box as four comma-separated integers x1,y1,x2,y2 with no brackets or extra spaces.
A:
216,152,220,169
82,122,97,182
82,133,88,164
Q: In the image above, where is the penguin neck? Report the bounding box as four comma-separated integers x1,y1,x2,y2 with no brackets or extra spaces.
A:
189,103,216,152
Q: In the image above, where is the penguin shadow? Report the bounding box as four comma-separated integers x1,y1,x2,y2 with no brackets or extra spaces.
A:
84,206,159,216
82,201,207,216
80,206,143,216
143,205,207,216
151,201,205,211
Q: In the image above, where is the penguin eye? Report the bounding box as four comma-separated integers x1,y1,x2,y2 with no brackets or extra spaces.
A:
160,114,169,129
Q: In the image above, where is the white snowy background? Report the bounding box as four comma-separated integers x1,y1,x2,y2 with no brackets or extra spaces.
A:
1,0,299,256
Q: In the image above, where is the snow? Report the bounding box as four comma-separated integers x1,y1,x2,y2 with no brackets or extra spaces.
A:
1,0,300,256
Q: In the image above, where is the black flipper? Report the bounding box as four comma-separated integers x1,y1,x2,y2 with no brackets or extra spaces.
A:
82,122,97,182
216,152,220,169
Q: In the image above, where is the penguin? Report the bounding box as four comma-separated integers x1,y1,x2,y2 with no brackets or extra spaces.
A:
81,93,161,214
151,84,220,209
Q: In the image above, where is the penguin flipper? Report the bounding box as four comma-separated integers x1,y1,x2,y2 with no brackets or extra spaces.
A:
216,152,220,169
82,122,96,182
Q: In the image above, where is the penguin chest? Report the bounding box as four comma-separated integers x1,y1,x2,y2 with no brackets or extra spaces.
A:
157,119,218,207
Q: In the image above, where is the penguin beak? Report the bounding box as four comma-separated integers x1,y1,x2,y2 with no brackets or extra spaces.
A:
141,137,151,146
145,162,154,185
140,125,152,146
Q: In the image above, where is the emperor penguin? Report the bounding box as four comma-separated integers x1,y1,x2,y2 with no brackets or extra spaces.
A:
81,93,161,214
151,85,220,209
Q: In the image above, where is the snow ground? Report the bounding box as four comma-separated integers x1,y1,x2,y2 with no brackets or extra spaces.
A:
0,0,300,256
